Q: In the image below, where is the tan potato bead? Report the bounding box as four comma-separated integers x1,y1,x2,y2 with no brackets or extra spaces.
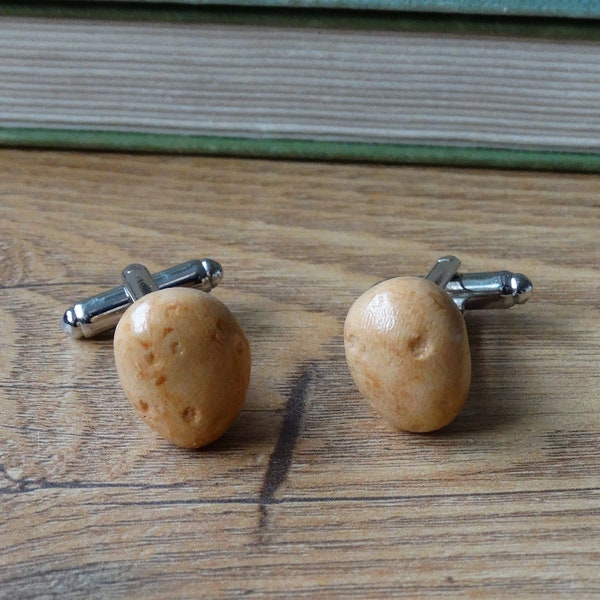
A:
344,276,471,433
114,287,251,448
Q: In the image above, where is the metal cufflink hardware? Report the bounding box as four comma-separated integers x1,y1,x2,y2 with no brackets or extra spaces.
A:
344,255,532,434
62,259,252,449
62,258,223,339
425,255,532,312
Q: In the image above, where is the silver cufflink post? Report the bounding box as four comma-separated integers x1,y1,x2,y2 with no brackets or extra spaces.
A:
425,255,532,312
62,258,223,339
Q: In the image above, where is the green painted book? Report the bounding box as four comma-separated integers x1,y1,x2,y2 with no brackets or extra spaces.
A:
48,0,600,19
1,3,600,171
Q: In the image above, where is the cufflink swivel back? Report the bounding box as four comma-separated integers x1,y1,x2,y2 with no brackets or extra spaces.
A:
62,259,223,339
62,259,251,449
344,256,532,433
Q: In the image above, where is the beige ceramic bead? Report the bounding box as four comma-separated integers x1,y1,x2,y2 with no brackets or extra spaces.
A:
344,276,471,433
114,287,251,448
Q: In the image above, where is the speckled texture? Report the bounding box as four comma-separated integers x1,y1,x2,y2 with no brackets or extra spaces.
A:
114,287,251,448
344,276,471,433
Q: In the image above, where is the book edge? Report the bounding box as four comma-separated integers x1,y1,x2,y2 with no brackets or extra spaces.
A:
2,0,600,20
2,128,600,173
1,3,600,41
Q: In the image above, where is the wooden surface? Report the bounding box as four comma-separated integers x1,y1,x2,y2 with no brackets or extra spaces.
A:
0,150,599,598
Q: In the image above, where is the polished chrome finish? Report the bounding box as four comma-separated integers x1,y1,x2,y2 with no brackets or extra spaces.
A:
445,271,533,312
62,258,223,339
425,255,461,288
424,256,532,312
122,263,159,302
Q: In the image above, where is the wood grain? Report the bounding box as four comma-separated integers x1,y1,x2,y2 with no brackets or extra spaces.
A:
0,150,599,598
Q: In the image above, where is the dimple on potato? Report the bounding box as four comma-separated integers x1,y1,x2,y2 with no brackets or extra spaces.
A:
114,287,251,448
344,276,471,432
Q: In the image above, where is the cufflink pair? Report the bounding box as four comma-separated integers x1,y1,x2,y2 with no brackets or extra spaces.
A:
63,256,532,448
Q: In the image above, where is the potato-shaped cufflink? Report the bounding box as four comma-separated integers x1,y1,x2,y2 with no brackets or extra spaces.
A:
63,259,251,448
344,256,532,433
